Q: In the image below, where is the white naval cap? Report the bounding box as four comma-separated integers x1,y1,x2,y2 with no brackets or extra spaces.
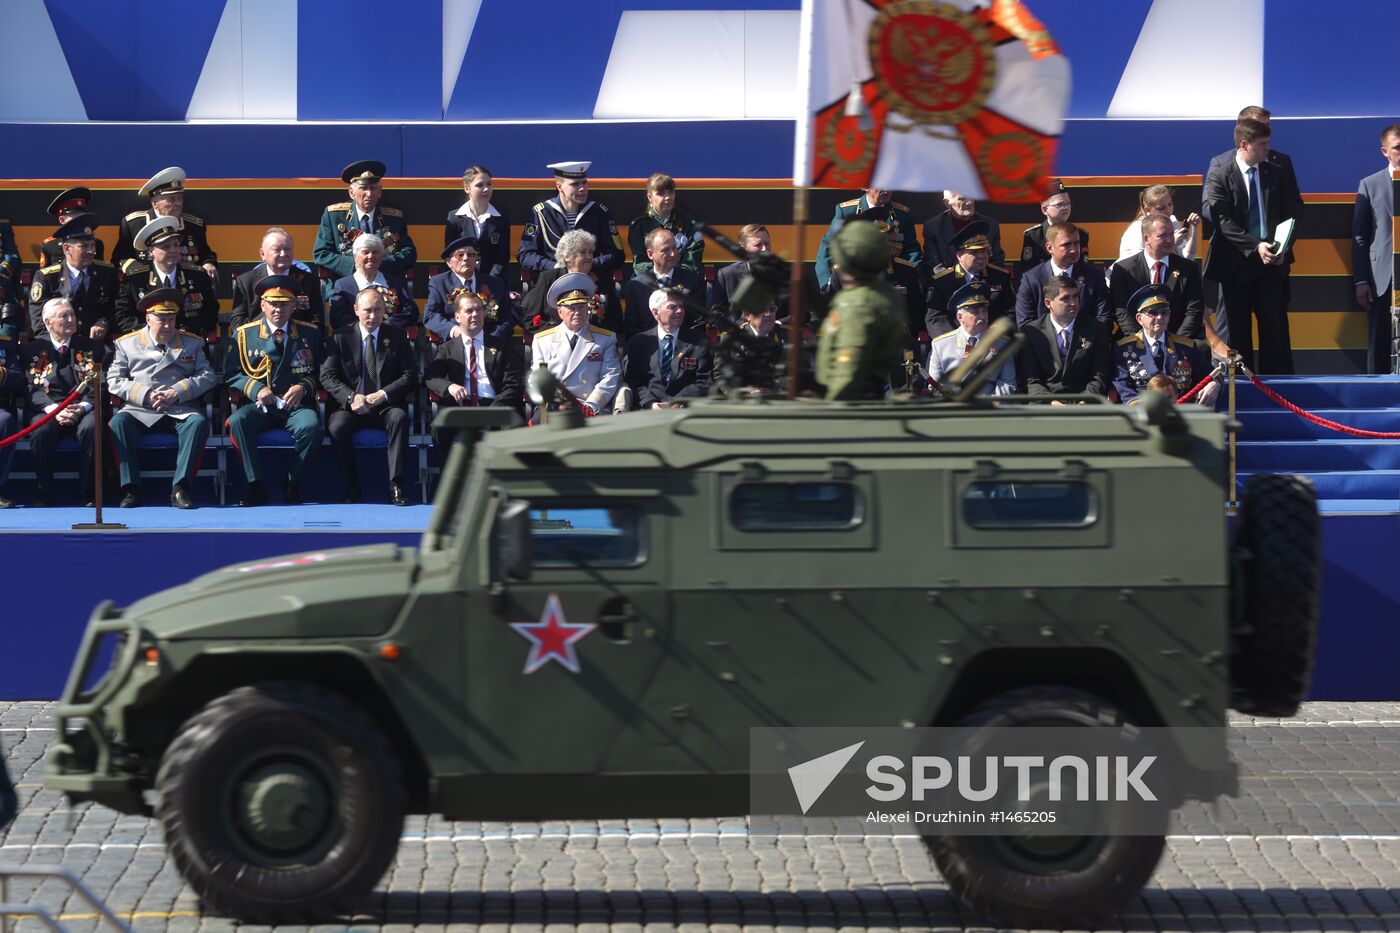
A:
133,214,182,251
547,161,591,179
139,166,187,199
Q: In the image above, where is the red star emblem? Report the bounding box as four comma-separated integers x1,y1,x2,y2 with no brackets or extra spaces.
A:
510,593,597,675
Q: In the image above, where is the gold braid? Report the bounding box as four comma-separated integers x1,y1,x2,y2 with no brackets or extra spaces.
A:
236,325,272,390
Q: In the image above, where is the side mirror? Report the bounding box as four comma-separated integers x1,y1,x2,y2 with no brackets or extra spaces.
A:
495,497,533,582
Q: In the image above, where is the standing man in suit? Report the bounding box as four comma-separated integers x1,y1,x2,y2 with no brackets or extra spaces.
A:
925,221,1014,338
1020,181,1089,272
1352,124,1400,374
425,290,524,420
113,216,218,337
815,188,921,290
528,273,622,415
1109,212,1204,337
106,289,217,509
28,214,119,341
1203,118,1298,374
314,160,416,286
422,235,513,342
225,277,324,507
922,190,1004,275
625,290,714,409
320,287,416,506
1014,222,1109,328
1018,275,1112,399
24,298,106,506
230,228,324,331
112,167,218,282
622,229,706,339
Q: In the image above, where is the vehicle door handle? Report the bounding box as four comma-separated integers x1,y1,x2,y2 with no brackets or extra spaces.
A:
597,600,634,643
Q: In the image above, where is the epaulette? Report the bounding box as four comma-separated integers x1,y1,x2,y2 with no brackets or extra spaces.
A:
838,198,860,208
889,201,910,212
989,263,1010,274
39,263,61,275
179,330,202,340
1022,224,1041,235
1168,334,1195,348
124,210,148,222
40,236,55,245
115,329,143,342
380,206,403,218
1117,335,1141,346
326,201,351,211
931,329,958,342
536,325,558,338
893,257,917,268
125,262,152,274
590,327,614,337
179,261,202,271
91,259,114,268
932,266,956,279
235,320,263,331
182,213,205,226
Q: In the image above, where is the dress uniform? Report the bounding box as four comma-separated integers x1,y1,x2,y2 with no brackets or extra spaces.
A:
112,168,217,275
39,187,107,267
113,216,219,336
528,272,621,414
106,288,217,508
0,331,23,506
518,162,625,277
924,221,1014,337
926,282,1017,396
1113,285,1213,405
815,193,921,289
225,277,325,506
0,263,20,338
313,160,416,282
28,213,119,339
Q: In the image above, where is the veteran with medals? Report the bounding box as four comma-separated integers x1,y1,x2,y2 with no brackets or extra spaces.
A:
112,167,218,281
225,277,325,507
24,298,107,506
107,288,217,509
528,272,622,416
114,215,218,337
313,160,416,287
28,213,119,341
927,282,1017,396
1113,285,1218,406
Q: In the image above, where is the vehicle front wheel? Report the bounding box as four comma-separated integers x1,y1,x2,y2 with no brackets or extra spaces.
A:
155,681,404,922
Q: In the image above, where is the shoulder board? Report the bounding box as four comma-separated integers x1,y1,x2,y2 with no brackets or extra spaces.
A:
179,261,202,271
988,263,1010,274
536,325,559,338
380,206,403,218
124,210,148,222
235,320,263,332
115,329,142,342
532,200,550,213
40,236,56,245
179,330,202,340
893,257,917,268
1117,335,1141,346
39,263,61,275
1168,334,1195,348
181,213,204,225
932,267,955,279
591,327,614,337
931,330,958,342
326,202,351,211
838,198,860,208
125,262,151,274
1022,224,1040,234
288,321,303,334
889,201,910,212
91,259,114,268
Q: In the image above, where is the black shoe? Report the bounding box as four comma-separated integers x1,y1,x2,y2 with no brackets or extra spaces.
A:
284,480,302,505
0,489,12,509
171,486,195,510
343,484,361,504
389,481,409,506
240,482,268,507
119,486,141,509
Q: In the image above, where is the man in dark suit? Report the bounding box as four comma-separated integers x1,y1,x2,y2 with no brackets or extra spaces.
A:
1018,274,1112,399
1351,124,1400,374
422,235,514,342
1203,118,1299,374
921,190,1004,275
425,290,524,420
925,221,1014,338
230,228,324,331
24,298,107,505
624,290,713,409
1110,212,1204,337
319,287,417,505
622,228,705,339
1014,222,1109,328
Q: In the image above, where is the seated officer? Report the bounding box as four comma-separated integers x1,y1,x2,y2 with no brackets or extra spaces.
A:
113,167,218,281
926,282,1017,396
815,188,921,290
40,187,107,266
925,220,1014,338
226,277,324,507
314,160,416,284
624,289,714,410
28,213,119,341
1113,285,1219,406
528,272,622,415
320,287,417,506
327,233,417,330
114,215,218,336
24,298,106,506
422,235,513,342
425,290,525,420
107,289,217,509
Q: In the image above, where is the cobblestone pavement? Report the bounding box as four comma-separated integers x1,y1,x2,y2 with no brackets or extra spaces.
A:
2,701,1399,933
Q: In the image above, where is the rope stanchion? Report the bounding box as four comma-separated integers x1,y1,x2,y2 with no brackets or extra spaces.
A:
1176,363,1225,404
0,382,87,449
1244,369,1400,439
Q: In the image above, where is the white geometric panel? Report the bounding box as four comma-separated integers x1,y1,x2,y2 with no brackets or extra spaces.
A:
741,11,800,119
188,0,298,120
1108,0,1264,118
443,0,484,114
0,0,87,121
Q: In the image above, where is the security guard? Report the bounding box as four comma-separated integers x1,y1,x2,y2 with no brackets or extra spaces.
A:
528,272,621,415
28,213,119,340
518,161,625,278
114,216,218,336
815,188,921,290
112,167,218,280
39,187,108,266
226,276,325,507
925,220,1014,337
1113,285,1217,406
106,288,217,509
313,160,416,284
816,221,907,400
926,282,1017,396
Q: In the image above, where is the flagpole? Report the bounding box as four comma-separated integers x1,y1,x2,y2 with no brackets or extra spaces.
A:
788,186,808,399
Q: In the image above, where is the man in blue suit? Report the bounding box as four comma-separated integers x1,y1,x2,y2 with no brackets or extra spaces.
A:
1014,222,1109,329
1352,124,1400,374
422,236,514,342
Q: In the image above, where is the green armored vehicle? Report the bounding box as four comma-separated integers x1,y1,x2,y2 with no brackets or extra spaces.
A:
46,377,1319,927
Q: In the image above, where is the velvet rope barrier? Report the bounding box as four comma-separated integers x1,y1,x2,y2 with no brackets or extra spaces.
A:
0,382,88,449
1244,369,1400,439
1175,365,1223,404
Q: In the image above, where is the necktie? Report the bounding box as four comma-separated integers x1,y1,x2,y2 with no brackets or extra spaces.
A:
274,327,285,348
361,212,373,234
1058,328,1070,358
1152,341,1164,371
361,334,378,393
658,274,671,287
156,343,166,353
1152,261,1163,285
962,334,977,359
77,271,87,294
568,333,578,351
468,339,480,405
1246,167,1265,240
660,334,674,381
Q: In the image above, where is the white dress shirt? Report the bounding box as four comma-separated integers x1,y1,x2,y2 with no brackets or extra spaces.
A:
461,331,495,400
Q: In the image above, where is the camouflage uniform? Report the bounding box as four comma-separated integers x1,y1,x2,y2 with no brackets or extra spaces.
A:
816,221,907,400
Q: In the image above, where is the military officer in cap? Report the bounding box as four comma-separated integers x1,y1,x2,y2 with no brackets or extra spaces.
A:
40,187,107,267
114,215,218,336
28,213,119,341
925,220,1014,338
226,276,325,506
816,220,907,400
107,288,217,509
518,161,625,277
112,167,218,281
1019,181,1089,272
815,188,921,290
1113,285,1218,406
926,282,1017,396
313,160,416,284
528,272,622,415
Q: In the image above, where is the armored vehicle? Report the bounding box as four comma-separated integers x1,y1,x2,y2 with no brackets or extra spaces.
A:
45,381,1319,927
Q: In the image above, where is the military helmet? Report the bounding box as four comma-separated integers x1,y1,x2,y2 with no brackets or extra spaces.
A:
830,220,889,277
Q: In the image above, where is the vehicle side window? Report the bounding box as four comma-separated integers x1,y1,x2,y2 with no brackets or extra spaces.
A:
951,472,1110,549
963,481,1097,528
730,482,861,531
530,506,645,567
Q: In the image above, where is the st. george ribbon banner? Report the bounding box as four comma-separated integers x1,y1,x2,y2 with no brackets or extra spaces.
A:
793,0,1071,201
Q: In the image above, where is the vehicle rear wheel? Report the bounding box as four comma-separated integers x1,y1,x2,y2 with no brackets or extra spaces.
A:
1229,473,1321,717
925,687,1165,928
155,681,404,922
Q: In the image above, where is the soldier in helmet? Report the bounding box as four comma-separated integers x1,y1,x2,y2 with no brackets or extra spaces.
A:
827,209,924,340
815,220,907,400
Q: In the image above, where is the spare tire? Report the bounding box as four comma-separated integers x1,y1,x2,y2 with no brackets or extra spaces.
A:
1230,473,1321,717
